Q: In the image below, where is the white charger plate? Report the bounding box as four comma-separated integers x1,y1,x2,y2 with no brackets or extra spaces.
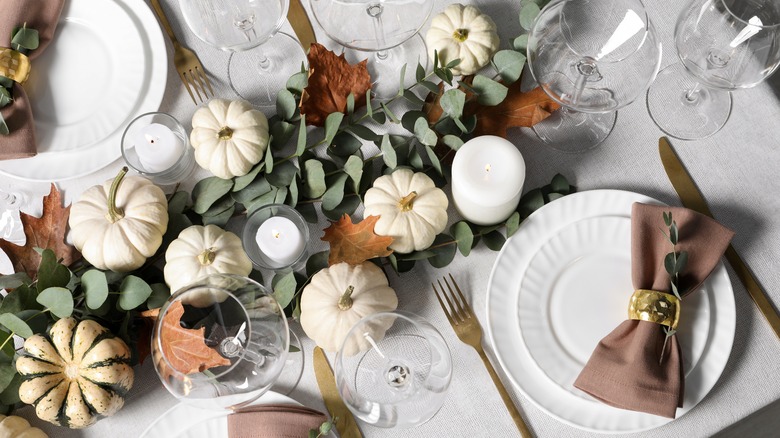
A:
0,0,168,181
139,391,302,438
486,190,735,433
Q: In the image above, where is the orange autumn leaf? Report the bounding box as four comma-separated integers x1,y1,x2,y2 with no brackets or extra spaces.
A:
159,301,230,375
300,43,372,127
472,84,561,137
321,215,394,266
0,184,80,278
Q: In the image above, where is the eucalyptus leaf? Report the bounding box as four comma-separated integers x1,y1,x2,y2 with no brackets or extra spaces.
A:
267,161,299,187
663,212,672,227
273,272,297,309
403,90,425,106
442,134,464,151
247,189,279,215
395,250,436,261
118,276,153,311
664,253,677,276
670,222,679,245
520,3,542,30
388,253,416,273
324,112,345,146
11,27,39,51
416,63,426,82
202,196,235,217
322,195,361,221
329,131,363,157
322,173,349,211
0,272,31,290
286,71,308,94
0,330,13,360
676,251,689,273
344,155,364,192
0,77,11,88
380,134,397,169
492,50,526,84
303,160,327,198
306,251,330,277
147,283,170,309
408,145,424,170
483,230,507,251
346,93,355,115
233,162,265,192
506,212,521,237
414,118,438,147
424,145,443,175
83,269,109,310
294,116,308,157
398,64,407,96
428,235,457,268
192,177,234,214
472,75,509,106
167,191,189,214
0,373,21,405
276,89,297,120
287,177,299,208
372,111,387,124
517,188,545,217
401,110,427,133
264,147,275,173
13,310,47,335
420,80,440,94
0,364,14,394
36,249,70,293
232,177,272,204
0,284,39,314
451,222,474,257
381,103,400,123
346,124,379,142
440,89,466,118
513,34,529,52
0,116,8,136
0,313,32,338
274,186,288,205
550,173,570,194
547,192,564,202
37,287,74,318
270,120,296,148
0,88,11,107
297,201,318,223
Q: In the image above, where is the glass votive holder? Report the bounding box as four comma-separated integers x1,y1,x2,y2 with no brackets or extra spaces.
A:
242,204,309,271
121,112,196,185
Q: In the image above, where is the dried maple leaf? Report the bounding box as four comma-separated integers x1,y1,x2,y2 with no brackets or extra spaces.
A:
0,184,80,278
300,43,372,127
135,308,160,365
158,301,230,376
321,215,394,266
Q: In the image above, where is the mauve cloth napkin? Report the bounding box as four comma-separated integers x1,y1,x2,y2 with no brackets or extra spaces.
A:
574,203,734,418
0,0,64,160
227,404,328,438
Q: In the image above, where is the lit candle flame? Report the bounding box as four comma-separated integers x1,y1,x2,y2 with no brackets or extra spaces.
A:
485,164,491,172
272,230,281,239
484,164,491,182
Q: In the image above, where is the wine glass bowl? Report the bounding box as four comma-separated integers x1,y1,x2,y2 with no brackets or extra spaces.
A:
152,274,289,411
526,0,662,150
334,311,452,428
647,0,780,139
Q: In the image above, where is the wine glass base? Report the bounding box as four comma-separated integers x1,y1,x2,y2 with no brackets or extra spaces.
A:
269,326,305,396
646,63,732,140
340,33,428,99
532,109,616,152
228,32,308,109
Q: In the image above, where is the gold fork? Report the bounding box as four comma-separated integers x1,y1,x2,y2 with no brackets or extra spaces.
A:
150,0,214,104
433,274,533,438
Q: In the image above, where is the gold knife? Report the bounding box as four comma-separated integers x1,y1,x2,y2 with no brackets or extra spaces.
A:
313,347,363,438
659,137,780,339
287,0,317,53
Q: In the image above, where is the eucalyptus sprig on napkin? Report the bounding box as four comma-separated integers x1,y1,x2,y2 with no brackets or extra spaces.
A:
0,23,38,135
659,211,689,363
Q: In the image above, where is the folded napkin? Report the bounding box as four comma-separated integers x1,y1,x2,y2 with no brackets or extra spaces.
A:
0,0,64,160
574,203,734,418
228,404,328,438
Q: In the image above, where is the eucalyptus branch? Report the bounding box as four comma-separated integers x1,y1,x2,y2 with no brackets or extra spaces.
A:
659,211,688,364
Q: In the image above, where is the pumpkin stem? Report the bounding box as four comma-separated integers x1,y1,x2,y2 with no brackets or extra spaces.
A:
105,167,128,224
338,285,355,311
453,28,469,42
198,248,217,265
217,126,234,141
399,191,418,212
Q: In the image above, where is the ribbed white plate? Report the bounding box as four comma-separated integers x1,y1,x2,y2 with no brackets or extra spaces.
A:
0,0,168,181
486,190,735,433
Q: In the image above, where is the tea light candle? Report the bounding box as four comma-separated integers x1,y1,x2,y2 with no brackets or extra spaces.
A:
451,136,526,225
255,216,306,266
134,123,184,173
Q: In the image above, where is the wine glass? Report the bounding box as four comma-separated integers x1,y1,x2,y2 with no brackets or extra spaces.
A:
334,311,452,428
152,274,289,410
180,0,306,108
527,0,662,152
0,189,25,245
647,0,780,140
310,0,433,98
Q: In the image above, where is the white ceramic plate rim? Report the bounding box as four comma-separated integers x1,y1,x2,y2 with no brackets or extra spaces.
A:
0,0,168,182
485,189,735,433
139,391,302,438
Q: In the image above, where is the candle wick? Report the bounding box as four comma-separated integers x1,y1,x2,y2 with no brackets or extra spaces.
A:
273,230,281,239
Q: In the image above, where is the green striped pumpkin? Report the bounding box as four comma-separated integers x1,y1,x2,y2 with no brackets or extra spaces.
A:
16,318,134,429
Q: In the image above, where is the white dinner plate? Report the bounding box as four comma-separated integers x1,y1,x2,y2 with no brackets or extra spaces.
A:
0,0,168,181
139,391,303,438
486,190,735,433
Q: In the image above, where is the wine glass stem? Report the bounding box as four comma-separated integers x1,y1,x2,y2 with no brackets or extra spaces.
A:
684,82,703,103
367,3,388,60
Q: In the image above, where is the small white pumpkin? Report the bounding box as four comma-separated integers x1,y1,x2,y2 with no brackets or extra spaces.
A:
16,318,134,429
164,225,253,305
300,262,398,354
363,168,448,253
69,167,168,272
0,415,48,438
190,99,270,179
426,4,500,75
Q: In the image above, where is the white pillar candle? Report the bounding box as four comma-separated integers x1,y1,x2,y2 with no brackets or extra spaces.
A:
134,123,184,173
255,216,306,266
451,135,526,226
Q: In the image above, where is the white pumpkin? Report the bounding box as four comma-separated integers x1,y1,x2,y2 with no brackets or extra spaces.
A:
300,262,398,354
363,168,448,253
69,168,168,272
426,4,500,75
0,415,47,438
16,318,134,429
164,225,253,306
190,99,270,179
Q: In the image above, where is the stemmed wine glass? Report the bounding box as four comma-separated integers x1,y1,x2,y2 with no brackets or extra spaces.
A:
527,0,662,152
152,274,290,410
334,311,452,428
310,0,433,98
0,189,25,245
647,0,780,140
180,0,306,107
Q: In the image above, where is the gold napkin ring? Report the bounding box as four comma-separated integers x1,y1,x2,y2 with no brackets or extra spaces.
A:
0,47,31,84
628,289,680,330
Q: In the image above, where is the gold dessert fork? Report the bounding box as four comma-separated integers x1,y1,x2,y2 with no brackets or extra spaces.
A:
433,274,533,438
150,0,214,104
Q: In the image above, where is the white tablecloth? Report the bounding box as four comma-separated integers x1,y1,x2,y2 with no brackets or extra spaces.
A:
4,0,780,437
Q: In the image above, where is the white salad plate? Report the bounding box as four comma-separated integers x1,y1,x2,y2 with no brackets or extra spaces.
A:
0,0,168,181
486,189,735,433
139,391,302,438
